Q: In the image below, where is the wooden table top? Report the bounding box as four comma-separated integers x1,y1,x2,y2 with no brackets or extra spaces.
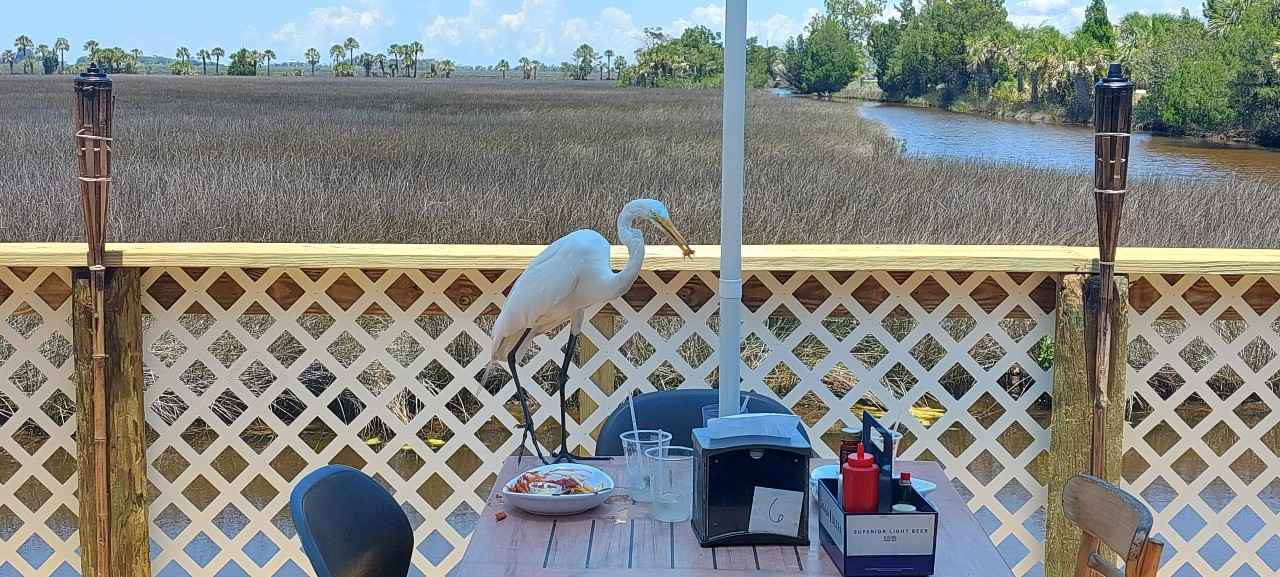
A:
453,458,1014,577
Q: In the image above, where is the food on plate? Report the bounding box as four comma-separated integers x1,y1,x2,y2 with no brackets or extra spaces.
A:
509,468,599,495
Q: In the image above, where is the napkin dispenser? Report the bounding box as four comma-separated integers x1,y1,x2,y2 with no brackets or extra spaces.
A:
691,416,811,547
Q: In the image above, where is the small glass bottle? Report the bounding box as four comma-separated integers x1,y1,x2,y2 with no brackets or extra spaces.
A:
897,472,913,504
838,429,863,465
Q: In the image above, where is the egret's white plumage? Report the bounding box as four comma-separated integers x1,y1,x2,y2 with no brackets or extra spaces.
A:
484,199,692,373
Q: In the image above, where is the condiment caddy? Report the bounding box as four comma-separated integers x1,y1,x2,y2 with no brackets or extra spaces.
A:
817,412,938,576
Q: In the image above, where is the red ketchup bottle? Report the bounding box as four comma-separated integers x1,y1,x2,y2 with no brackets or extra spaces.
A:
842,443,879,513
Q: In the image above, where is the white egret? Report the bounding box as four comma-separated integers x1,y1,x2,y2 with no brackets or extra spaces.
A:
482,198,694,463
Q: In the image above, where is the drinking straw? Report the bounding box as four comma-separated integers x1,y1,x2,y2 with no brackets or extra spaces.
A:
628,391,640,435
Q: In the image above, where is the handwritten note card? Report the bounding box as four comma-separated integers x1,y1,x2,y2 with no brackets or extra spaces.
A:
748,486,804,536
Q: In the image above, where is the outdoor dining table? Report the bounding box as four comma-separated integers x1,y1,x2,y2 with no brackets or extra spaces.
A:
453,457,1015,577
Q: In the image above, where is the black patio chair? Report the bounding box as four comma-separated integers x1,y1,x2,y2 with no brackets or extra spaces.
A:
595,389,805,455
290,465,413,577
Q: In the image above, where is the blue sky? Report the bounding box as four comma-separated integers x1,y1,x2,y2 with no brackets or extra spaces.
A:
7,1,1203,64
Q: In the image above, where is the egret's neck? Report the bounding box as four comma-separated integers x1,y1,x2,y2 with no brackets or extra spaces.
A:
609,213,646,298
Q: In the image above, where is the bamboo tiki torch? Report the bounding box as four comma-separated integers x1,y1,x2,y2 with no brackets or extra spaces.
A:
74,63,113,577
1089,63,1133,478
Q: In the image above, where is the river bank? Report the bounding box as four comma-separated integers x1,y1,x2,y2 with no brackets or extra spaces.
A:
836,80,1276,148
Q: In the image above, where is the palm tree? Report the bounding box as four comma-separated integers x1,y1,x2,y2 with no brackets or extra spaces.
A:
14,36,33,73
387,44,400,76
2,50,15,74
401,41,422,77
497,59,509,79
130,49,144,71
531,60,541,79
965,34,1009,98
604,49,614,79
344,37,359,67
438,59,456,78
176,46,190,66
83,40,99,64
389,49,401,77
197,49,210,74
1061,34,1105,121
305,48,320,76
54,38,69,73
262,49,276,76
374,53,386,76
211,47,224,74
329,44,345,71
518,56,531,79
404,47,416,77
35,44,50,74
1203,0,1249,37
614,55,626,77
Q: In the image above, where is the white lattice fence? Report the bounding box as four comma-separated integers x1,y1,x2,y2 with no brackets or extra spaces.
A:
0,267,80,577
136,267,1056,577
6,262,1276,577
1125,274,1280,577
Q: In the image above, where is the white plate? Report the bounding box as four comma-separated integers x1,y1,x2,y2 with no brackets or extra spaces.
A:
809,465,937,497
502,463,615,516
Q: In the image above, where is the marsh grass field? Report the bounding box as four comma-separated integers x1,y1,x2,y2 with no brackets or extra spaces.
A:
2,74,1280,247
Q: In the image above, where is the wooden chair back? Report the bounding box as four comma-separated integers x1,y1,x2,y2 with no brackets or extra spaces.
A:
1062,474,1164,577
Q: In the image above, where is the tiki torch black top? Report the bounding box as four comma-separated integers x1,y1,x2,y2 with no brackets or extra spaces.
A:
1093,63,1133,191
74,63,113,138
74,63,112,94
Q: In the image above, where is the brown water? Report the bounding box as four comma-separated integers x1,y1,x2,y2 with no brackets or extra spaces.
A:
858,102,1280,183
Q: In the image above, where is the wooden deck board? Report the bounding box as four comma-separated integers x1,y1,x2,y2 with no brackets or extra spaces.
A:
10,242,1280,275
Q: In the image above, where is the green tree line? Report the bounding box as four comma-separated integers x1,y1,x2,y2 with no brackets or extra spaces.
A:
865,0,1280,144
615,26,786,89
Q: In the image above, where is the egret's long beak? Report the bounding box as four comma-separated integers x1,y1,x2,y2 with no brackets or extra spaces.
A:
655,217,695,258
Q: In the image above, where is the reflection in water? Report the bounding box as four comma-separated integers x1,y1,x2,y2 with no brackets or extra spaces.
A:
858,102,1280,183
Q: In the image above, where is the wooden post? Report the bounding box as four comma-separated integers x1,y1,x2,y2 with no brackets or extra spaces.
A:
1045,274,1128,577
73,268,150,577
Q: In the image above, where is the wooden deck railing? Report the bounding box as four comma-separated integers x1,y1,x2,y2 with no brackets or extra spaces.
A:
1,243,1276,577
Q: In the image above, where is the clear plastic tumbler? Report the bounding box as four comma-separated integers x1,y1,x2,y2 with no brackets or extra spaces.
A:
645,445,695,523
620,430,671,502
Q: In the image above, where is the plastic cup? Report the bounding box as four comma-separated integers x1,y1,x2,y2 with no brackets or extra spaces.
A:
701,404,718,426
621,430,671,502
646,445,695,522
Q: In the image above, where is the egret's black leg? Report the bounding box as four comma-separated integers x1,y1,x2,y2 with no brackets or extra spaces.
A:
507,329,548,466
552,331,608,463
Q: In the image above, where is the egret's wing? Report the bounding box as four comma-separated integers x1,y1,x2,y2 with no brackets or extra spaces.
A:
491,235,596,358
507,244,587,328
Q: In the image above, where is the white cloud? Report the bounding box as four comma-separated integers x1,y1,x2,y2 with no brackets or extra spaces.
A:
1009,0,1087,29
669,4,818,48
423,0,497,52
559,7,646,58
272,2,393,53
1021,0,1073,15
407,2,825,64
496,0,561,58
748,8,821,46
673,4,726,32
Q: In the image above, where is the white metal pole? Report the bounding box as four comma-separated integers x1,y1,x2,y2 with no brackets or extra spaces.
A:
718,0,747,417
